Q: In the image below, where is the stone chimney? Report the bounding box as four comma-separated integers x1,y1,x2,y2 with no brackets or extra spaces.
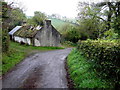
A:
22,21,27,26
44,20,51,27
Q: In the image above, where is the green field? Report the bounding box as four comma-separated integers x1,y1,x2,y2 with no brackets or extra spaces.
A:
50,18,75,32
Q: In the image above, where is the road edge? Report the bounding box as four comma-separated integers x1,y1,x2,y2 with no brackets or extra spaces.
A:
64,57,75,88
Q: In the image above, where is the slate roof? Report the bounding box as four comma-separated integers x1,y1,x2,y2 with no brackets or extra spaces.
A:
9,26,22,35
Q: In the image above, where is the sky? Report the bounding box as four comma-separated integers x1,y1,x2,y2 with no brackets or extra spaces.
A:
5,0,103,18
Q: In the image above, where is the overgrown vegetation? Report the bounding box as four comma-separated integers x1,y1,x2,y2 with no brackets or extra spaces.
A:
27,11,46,26
2,1,120,88
2,1,11,53
2,41,64,75
67,1,120,88
61,24,82,43
77,1,120,39
2,1,27,53
61,41,77,47
77,39,120,88
58,1,120,44
67,49,112,88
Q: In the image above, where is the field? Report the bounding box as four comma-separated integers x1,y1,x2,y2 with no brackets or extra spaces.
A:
50,18,76,32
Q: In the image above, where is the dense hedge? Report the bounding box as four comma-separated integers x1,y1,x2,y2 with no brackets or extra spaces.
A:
2,29,10,53
77,39,120,88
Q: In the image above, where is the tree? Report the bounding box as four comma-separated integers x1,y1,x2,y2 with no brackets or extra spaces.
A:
77,2,103,39
27,11,46,26
2,1,11,53
1,1,26,53
96,0,120,38
8,8,26,31
77,1,120,39
61,24,87,43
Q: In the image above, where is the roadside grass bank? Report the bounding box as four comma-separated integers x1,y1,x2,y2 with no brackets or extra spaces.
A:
77,39,120,88
62,41,77,48
67,48,113,88
2,41,64,75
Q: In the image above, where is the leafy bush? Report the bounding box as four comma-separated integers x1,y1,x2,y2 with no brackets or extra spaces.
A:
62,24,81,43
104,29,119,40
2,29,10,53
62,41,76,47
77,39,120,88
67,49,112,88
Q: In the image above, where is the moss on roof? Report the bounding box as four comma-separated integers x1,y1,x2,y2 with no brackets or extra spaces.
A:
14,26,40,38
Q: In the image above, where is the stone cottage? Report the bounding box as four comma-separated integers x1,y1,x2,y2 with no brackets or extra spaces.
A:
9,20,61,47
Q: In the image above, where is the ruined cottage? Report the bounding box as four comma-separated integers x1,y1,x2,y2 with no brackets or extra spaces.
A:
9,20,61,47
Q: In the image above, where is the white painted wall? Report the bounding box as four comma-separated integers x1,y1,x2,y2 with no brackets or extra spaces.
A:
34,39,40,46
26,38,31,45
14,36,21,42
14,36,31,45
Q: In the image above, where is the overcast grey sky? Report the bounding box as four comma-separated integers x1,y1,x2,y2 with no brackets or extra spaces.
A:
5,0,103,18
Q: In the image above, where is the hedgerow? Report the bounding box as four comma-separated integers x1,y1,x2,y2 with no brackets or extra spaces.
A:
77,39,120,88
67,49,112,88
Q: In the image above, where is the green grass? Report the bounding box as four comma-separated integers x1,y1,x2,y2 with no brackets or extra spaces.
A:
10,41,64,51
2,41,64,75
2,49,25,75
61,41,77,48
67,48,113,88
50,18,74,31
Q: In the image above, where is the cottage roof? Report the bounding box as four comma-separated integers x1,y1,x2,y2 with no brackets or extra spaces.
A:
11,20,61,38
9,26,22,35
14,26,42,38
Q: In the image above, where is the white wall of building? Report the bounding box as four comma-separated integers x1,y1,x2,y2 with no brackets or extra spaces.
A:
14,36,21,43
26,38,31,45
14,36,31,45
34,39,40,46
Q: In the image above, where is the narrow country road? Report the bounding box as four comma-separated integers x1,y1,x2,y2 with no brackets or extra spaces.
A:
2,48,72,88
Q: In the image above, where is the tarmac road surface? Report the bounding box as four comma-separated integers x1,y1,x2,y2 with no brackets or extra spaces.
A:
2,48,72,88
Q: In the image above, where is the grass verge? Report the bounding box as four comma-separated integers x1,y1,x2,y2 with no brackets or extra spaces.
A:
61,41,77,48
2,41,64,75
67,48,113,88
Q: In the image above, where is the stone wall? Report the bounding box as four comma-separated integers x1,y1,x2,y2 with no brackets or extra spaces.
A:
34,20,61,46
12,20,61,47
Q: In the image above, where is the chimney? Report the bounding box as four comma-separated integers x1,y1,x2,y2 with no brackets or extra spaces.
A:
22,21,27,26
44,19,51,27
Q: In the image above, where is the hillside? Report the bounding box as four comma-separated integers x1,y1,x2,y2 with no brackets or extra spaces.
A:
49,18,76,32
